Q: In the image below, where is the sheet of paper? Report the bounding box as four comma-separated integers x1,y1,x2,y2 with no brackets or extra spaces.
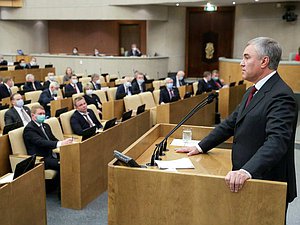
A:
0,173,14,184
170,138,200,147
155,158,195,169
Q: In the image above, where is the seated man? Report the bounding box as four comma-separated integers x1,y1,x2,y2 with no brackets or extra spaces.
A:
70,97,102,136
159,77,180,104
64,75,83,97
23,105,73,171
14,59,30,70
172,70,187,88
43,72,57,90
4,93,31,126
0,55,8,66
209,69,224,90
131,72,146,95
0,77,14,100
127,43,142,57
23,74,43,91
38,82,60,117
196,71,213,95
90,73,101,90
83,83,102,118
116,76,132,100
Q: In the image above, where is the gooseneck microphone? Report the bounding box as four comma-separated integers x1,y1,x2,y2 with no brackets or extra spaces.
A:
146,93,218,167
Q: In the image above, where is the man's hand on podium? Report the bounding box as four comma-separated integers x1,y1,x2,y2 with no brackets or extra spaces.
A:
175,146,202,156
225,170,251,193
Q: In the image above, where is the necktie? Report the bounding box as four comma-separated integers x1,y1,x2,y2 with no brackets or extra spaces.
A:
169,89,174,99
40,125,57,158
215,81,221,88
32,82,36,91
21,108,31,123
8,88,11,95
83,114,94,127
245,86,257,108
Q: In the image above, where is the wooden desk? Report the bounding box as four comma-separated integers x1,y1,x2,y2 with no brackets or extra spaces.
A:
218,84,246,119
156,93,215,126
178,84,194,99
102,99,124,120
0,164,46,225
0,135,12,177
108,124,286,225
50,98,73,117
59,110,151,209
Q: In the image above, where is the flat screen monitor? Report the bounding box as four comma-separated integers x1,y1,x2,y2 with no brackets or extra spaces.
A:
103,117,117,131
13,155,36,179
136,104,146,115
121,110,132,122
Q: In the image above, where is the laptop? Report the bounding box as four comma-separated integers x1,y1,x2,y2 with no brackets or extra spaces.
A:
103,117,117,131
24,99,31,105
13,155,36,179
30,65,39,69
121,110,132,122
229,82,236,87
45,64,53,68
81,126,97,141
55,107,68,117
136,104,146,115
3,121,23,135
0,104,9,110
238,80,244,85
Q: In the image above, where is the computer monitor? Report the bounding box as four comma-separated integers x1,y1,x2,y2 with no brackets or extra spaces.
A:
121,110,132,122
3,121,23,135
0,104,9,110
45,64,53,68
238,80,244,85
0,67,8,71
136,104,146,115
13,155,36,179
24,99,31,105
81,126,97,141
55,107,68,118
229,82,236,87
103,117,117,131
30,65,39,69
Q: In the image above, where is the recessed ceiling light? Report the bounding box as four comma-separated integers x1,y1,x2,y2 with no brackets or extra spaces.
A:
255,0,259,2
176,3,179,6
233,1,236,5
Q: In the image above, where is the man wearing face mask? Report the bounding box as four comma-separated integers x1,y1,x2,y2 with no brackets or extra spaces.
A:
39,82,61,117
116,76,132,100
83,83,102,117
4,93,31,126
131,72,146,95
43,72,57,90
0,77,14,100
23,105,73,172
15,59,29,70
172,71,187,88
209,69,224,90
127,44,142,57
90,73,101,90
64,75,83,97
23,74,43,91
159,77,180,104
196,71,213,95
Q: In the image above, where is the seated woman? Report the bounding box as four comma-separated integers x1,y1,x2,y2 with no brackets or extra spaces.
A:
63,67,74,83
83,83,102,119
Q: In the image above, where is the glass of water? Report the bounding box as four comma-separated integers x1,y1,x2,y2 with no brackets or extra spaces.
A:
182,128,192,146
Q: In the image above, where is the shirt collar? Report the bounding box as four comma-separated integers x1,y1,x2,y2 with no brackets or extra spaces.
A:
33,120,42,127
254,71,276,91
78,110,89,116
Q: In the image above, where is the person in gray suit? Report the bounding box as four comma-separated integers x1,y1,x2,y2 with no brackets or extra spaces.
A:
4,93,31,126
176,37,298,207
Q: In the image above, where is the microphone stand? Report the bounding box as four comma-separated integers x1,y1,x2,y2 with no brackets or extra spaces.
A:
146,93,218,167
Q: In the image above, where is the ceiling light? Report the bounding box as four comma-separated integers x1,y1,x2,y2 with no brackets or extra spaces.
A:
204,2,217,11
176,3,179,6
233,1,236,5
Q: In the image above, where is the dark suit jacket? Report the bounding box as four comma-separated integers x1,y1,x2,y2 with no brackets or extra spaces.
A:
14,64,30,70
23,121,58,164
0,60,8,66
131,81,146,95
83,94,102,110
127,49,142,57
116,84,132,100
196,79,213,95
70,109,102,136
90,81,101,90
23,81,43,91
38,89,55,117
171,76,187,87
198,73,298,203
64,83,83,97
209,79,223,90
43,80,51,90
0,84,11,100
4,106,31,126
159,87,180,104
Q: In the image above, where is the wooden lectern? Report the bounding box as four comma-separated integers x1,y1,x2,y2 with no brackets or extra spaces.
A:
108,124,287,225
50,98,73,117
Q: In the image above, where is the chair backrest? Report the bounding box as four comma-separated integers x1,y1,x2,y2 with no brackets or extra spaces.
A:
87,104,101,122
152,80,164,90
0,108,9,131
24,90,43,103
115,79,125,86
99,76,106,83
57,88,63,99
11,86,19,95
60,109,76,135
107,87,117,101
44,117,64,141
193,81,198,95
93,90,107,103
56,75,65,85
72,93,84,102
79,77,91,85
139,92,156,109
24,102,41,111
152,89,160,105
8,127,27,155
123,95,143,111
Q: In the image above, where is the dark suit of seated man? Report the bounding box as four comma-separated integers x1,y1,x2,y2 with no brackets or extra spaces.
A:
38,82,61,117
0,77,13,100
64,75,83,97
70,97,102,136
90,73,102,90
23,74,43,91
116,77,133,100
159,78,180,104
172,70,187,88
4,93,31,126
196,71,213,95
131,72,146,95
23,105,73,171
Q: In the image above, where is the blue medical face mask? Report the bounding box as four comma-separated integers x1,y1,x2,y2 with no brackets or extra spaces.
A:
137,79,144,85
16,99,24,108
36,114,46,124
166,83,173,89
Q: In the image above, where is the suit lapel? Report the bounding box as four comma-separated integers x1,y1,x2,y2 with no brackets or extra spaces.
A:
236,73,279,124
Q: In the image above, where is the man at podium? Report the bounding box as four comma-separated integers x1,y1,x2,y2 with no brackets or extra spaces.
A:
177,37,298,209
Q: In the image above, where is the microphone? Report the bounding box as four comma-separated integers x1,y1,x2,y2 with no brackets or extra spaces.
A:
146,93,218,167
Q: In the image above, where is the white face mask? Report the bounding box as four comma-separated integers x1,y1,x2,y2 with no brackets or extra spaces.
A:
73,50,78,54
137,79,144,85
96,80,101,84
49,76,55,81
86,89,93,95
125,82,131,88
16,99,24,108
72,79,78,84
